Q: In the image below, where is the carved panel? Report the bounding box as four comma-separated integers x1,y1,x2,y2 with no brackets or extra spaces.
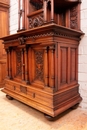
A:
35,50,44,81
16,51,22,76
29,13,44,29
20,85,27,94
60,47,68,85
70,6,78,29
70,48,76,81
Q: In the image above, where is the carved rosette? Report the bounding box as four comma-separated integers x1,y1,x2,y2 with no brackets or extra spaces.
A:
29,13,44,29
70,6,78,29
16,51,22,76
35,50,44,81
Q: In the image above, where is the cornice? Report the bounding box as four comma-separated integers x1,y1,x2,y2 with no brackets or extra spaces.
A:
0,23,84,44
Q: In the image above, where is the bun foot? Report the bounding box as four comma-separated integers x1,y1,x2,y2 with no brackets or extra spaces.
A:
70,103,79,110
44,114,57,121
6,95,14,100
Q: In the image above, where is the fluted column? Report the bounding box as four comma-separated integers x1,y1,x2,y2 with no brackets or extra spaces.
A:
49,46,55,88
44,0,47,23
21,49,25,81
51,0,54,22
24,47,29,84
8,48,12,79
22,0,25,30
18,0,20,30
44,47,49,87
6,49,9,78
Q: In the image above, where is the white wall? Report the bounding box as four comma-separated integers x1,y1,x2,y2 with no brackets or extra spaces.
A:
79,0,87,109
9,0,87,109
9,0,18,34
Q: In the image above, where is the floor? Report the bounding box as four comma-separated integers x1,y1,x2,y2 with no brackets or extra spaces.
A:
0,90,87,130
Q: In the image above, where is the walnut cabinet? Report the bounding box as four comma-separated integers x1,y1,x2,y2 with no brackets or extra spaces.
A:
0,0,83,119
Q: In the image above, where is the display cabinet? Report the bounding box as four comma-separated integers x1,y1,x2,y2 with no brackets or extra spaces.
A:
0,0,83,119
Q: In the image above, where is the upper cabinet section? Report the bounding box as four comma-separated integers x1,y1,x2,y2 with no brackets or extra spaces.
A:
17,0,81,32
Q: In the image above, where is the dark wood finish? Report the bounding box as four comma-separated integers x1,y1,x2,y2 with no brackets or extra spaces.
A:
0,0,83,118
0,0,9,87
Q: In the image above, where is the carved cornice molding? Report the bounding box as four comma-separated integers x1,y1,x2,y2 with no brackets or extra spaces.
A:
25,31,78,40
2,31,80,44
1,24,83,44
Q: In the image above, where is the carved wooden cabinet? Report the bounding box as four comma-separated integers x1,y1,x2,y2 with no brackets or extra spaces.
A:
0,0,83,119
0,0,9,87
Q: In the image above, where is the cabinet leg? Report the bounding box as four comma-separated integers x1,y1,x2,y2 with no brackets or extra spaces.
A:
6,95,14,100
44,114,56,121
70,103,79,110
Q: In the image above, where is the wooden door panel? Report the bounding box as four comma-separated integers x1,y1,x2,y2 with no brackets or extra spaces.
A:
0,2,9,87
30,47,45,88
70,48,76,81
60,47,68,85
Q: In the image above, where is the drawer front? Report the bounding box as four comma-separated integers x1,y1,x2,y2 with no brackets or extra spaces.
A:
5,80,53,107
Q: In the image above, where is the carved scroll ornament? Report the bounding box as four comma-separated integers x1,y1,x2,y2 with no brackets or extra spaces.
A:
18,37,25,45
70,6,78,29
29,14,44,29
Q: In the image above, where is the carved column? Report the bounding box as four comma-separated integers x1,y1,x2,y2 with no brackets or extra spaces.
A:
18,0,21,30
49,46,55,88
44,47,49,87
24,47,29,84
44,0,47,23
18,0,25,31
21,49,25,81
6,49,9,78
8,48,12,79
22,0,25,30
51,0,54,22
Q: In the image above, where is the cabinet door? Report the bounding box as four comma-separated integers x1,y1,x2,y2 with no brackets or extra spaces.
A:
28,47,45,88
28,45,55,89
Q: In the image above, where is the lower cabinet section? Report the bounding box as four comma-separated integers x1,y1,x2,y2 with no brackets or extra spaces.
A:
2,79,82,117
